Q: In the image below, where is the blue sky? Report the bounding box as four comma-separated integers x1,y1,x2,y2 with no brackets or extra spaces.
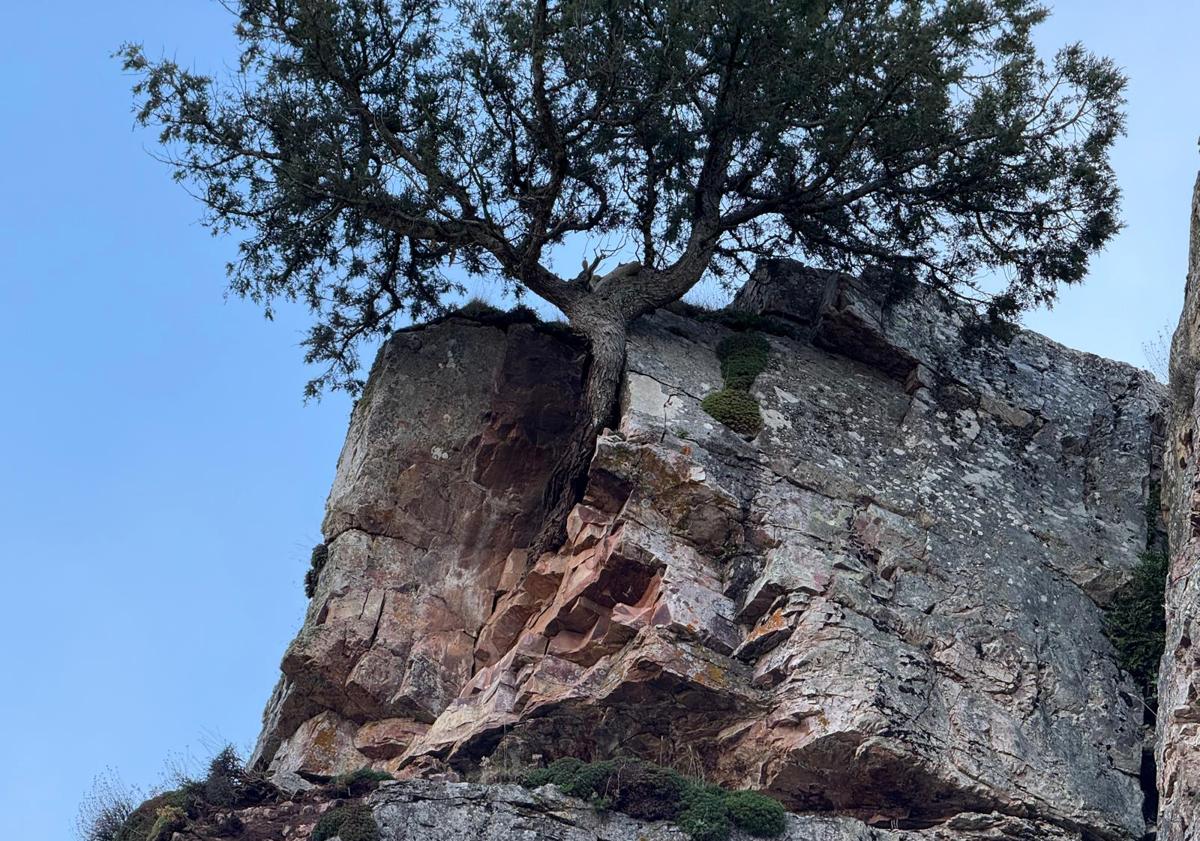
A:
1,2,1198,838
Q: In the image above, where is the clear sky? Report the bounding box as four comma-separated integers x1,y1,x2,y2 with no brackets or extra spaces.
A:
1,2,1197,839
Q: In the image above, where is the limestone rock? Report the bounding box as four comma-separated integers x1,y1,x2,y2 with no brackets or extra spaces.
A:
253,266,1164,840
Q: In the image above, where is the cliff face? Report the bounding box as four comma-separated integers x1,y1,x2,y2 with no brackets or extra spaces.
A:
1159,175,1200,841
252,261,1165,841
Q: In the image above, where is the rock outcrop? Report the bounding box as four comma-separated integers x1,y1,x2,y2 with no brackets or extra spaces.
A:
370,780,1082,841
253,262,1165,841
1159,174,1200,841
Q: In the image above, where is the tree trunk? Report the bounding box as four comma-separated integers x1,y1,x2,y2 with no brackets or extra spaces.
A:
528,310,628,559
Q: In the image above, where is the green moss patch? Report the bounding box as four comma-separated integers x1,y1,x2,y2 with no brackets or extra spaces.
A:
702,329,771,437
522,758,785,840
716,332,770,390
311,804,380,841
701,388,763,436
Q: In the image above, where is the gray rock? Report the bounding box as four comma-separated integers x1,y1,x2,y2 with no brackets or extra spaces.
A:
368,780,1080,841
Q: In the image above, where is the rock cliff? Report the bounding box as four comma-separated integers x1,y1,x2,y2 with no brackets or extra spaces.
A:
1159,175,1200,841
252,261,1165,841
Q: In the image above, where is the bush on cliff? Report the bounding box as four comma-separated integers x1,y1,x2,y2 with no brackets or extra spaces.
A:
1104,550,1169,701
79,745,277,841
305,543,329,599
521,757,785,840
723,789,787,837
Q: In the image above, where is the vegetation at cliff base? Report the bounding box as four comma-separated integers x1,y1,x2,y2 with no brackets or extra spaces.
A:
78,745,277,841
311,804,381,841
1104,550,1169,701
522,757,785,840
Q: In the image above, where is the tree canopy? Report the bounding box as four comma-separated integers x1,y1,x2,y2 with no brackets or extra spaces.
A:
122,0,1125,400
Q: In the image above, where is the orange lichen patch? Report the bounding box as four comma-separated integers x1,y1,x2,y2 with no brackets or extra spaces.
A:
700,662,728,688
312,723,338,752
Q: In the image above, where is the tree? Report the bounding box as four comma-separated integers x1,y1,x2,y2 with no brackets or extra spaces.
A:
122,0,1124,543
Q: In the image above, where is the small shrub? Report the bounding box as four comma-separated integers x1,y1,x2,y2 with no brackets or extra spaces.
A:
723,790,786,837
701,389,763,436
311,804,379,841
677,787,732,841
305,543,329,599
330,767,394,798
611,761,688,821
454,299,543,329
146,806,187,841
77,772,138,841
203,746,243,807
108,789,197,841
1105,551,1169,700
523,756,586,790
716,333,770,390
521,757,784,841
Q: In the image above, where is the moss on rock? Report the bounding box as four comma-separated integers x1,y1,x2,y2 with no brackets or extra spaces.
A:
716,332,770,390
702,329,770,436
311,804,380,841
701,389,763,436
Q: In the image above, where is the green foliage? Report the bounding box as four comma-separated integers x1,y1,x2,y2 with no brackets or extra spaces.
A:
703,330,770,435
702,389,764,437
311,804,380,841
677,787,732,841
716,333,770,390
146,806,187,841
723,790,787,837
305,543,328,599
611,762,689,821
202,746,243,807
330,767,394,798
123,1,1125,398
1105,551,1169,699
86,746,275,841
521,758,784,840
107,790,199,841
